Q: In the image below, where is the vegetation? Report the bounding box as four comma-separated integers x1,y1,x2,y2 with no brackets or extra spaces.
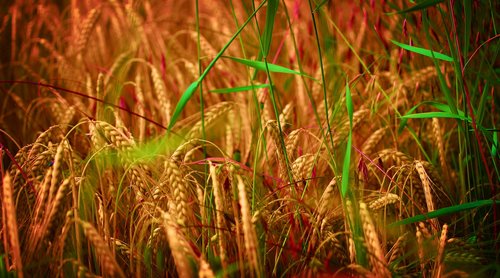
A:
0,0,498,277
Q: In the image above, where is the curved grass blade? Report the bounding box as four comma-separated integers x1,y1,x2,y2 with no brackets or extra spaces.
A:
341,82,354,198
391,40,454,62
388,0,444,15
398,101,466,133
167,1,268,131
389,200,500,227
209,84,270,94
223,56,314,78
401,111,470,121
493,131,498,157
168,80,199,131
261,0,278,57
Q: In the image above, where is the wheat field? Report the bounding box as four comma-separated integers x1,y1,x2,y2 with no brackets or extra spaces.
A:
0,0,499,277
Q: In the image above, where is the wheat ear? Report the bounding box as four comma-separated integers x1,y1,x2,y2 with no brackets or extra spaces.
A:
434,224,448,278
79,219,125,278
160,209,193,278
2,174,24,278
359,202,390,277
209,163,227,271
236,175,260,276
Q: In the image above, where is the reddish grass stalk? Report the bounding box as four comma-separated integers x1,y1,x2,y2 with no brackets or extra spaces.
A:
449,0,497,245
0,80,167,130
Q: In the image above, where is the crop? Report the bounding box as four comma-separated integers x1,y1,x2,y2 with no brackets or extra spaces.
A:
0,0,499,277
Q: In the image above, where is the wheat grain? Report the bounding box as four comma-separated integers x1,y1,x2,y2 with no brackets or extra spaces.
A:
76,8,101,55
318,177,337,217
151,66,171,125
368,193,401,211
359,202,390,277
186,102,234,139
285,129,301,161
434,224,448,278
388,232,407,264
361,126,388,155
160,209,193,278
134,75,146,141
432,118,448,177
236,175,259,276
49,140,66,204
416,228,426,273
199,258,215,278
79,219,125,278
209,162,227,270
415,160,439,232
278,103,294,130
291,154,315,184
2,174,24,278
164,159,189,226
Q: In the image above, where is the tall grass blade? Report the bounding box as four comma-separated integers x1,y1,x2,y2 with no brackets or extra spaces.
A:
209,84,270,94
168,80,200,131
389,200,500,227
223,56,312,77
341,82,354,198
389,0,444,15
391,40,454,62
167,0,268,131
261,0,278,57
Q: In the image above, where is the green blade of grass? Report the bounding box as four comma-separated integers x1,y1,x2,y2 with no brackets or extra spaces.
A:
209,84,270,94
398,101,466,133
388,0,444,15
492,131,498,157
391,40,454,62
401,111,470,121
168,80,199,131
341,82,354,198
261,0,278,57
223,56,313,78
389,200,500,227
167,0,268,131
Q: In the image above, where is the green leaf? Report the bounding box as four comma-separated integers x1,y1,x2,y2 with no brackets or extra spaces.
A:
345,83,354,124
389,200,500,227
341,133,352,198
209,84,270,94
389,0,444,14
261,0,279,57
168,80,199,131
167,1,268,131
341,83,354,198
398,101,466,133
391,40,454,62
492,131,498,157
400,111,470,121
223,56,312,78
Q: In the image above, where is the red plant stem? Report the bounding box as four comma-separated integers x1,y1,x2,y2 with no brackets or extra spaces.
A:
0,143,35,194
0,80,167,130
449,0,497,244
